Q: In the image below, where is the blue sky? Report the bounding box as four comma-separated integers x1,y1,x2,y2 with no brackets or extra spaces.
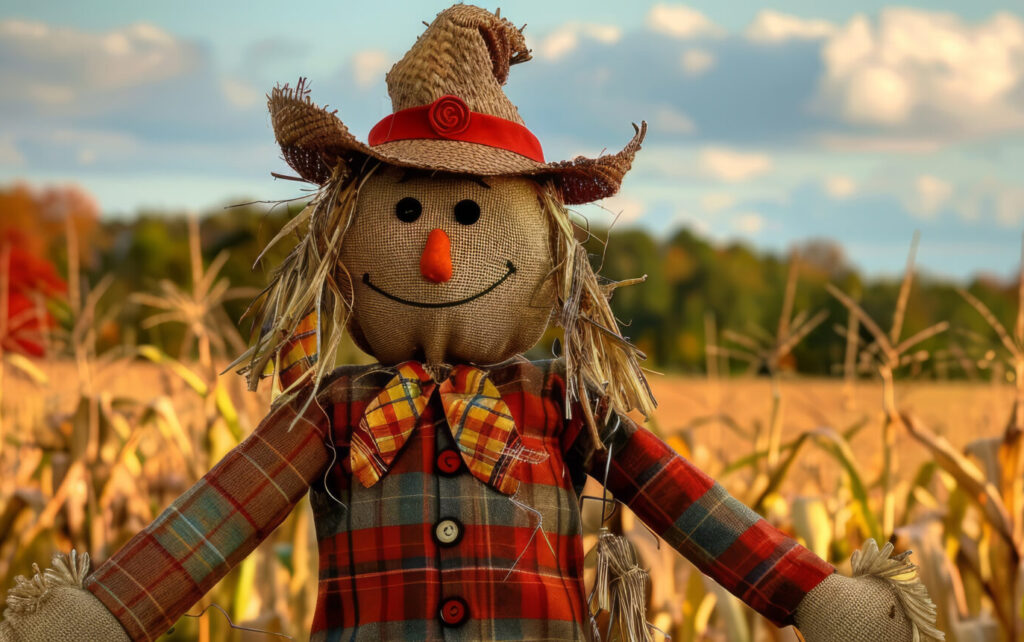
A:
2,1,1024,281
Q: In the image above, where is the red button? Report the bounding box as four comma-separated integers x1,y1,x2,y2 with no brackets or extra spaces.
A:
439,597,469,626
437,449,462,475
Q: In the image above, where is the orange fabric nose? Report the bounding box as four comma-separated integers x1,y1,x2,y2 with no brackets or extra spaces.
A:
420,228,452,283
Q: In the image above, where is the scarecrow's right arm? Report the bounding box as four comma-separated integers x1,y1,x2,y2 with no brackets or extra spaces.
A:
572,407,941,641
576,411,834,627
1,392,331,642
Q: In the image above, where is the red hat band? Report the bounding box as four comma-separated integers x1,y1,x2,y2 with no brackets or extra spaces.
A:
368,95,545,163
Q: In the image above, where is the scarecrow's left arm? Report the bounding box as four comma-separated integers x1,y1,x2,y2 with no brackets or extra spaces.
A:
81,392,331,640
572,409,941,641
0,391,331,642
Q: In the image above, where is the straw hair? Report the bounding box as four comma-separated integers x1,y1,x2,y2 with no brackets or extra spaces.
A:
4,551,90,616
541,185,656,432
266,4,648,205
2,551,132,642
593,527,653,642
234,163,369,395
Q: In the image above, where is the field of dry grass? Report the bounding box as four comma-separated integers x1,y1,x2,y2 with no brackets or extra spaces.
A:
1,361,1016,641
11,362,1010,459
650,374,1012,480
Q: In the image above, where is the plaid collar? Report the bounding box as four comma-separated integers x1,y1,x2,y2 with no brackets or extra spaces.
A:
349,361,528,495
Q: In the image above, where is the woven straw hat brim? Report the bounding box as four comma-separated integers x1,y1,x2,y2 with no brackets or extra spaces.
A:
269,82,646,206
371,139,546,175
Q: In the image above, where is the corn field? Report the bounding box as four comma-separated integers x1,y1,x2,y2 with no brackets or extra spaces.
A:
2,223,1023,641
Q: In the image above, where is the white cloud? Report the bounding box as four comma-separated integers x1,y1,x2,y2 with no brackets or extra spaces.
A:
1,19,47,39
746,10,837,43
954,198,983,223
840,65,913,125
994,187,1024,227
24,83,76,106
0,16,284,179
732,211,765,234
77,149,97,165
0,20,198,97
698,146,773,182
220,78,261,109
824,175,857,199
46,128,138,152
538,22,621,60
818,10,1024,135
816,134,943,154
700,192,735,212
952,180,1024,227
17,128,139,168
908,174,953,218
600,194,647,224
0,137,24,166
646,4,722,39
351,49,390,89
653,106,696,134
680,48,715,76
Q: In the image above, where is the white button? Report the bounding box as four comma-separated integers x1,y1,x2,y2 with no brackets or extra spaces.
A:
435,519,461,545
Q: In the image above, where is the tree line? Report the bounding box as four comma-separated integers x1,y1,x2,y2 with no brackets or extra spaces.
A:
4,183,1019,378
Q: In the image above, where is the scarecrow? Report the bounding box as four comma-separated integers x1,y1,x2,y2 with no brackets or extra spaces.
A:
1,5,942,641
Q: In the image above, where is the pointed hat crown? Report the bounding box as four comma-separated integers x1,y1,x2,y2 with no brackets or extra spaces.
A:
268,4,646,205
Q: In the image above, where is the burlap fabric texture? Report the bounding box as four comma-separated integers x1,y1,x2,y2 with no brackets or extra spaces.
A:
341,168,555,366
267,4,646,205
795,539,944,641
795,573,914,641
0,552,129,642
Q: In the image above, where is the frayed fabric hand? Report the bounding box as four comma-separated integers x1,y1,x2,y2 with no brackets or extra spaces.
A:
0,551,130,642
794,540,944,642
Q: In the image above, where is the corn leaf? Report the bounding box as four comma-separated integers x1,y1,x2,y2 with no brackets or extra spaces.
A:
138,345,209,396
808,427,882,542
902,413,1016,548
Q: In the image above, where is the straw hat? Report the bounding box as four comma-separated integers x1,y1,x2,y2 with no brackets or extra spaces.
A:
267,4,646,205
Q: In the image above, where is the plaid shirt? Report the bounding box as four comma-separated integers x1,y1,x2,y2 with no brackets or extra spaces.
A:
85,358,833,641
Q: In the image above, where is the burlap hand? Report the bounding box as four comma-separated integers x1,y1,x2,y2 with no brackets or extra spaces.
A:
0,551,130,642
794,540,944,642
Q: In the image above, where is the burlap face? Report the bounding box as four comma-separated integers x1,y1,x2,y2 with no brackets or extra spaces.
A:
340,168,555,366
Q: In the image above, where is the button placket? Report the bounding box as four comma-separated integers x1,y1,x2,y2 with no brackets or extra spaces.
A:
435,421,473,630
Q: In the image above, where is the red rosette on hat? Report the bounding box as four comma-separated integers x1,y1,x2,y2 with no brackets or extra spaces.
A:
428,95,471,137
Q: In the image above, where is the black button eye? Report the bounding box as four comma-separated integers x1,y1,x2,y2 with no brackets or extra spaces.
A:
454,199,480,225
395,197,421,223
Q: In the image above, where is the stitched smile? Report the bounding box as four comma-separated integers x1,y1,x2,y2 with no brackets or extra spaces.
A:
362,260,517,309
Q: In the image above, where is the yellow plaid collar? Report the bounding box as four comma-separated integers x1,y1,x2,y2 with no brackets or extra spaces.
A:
350,361,527,495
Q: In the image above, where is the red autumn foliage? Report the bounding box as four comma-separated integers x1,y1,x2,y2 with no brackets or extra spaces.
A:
0,182,96,357
1,230,67,357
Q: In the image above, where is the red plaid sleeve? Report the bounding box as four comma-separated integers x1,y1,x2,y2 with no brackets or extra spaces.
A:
579,411,834,627
84,393,331,641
